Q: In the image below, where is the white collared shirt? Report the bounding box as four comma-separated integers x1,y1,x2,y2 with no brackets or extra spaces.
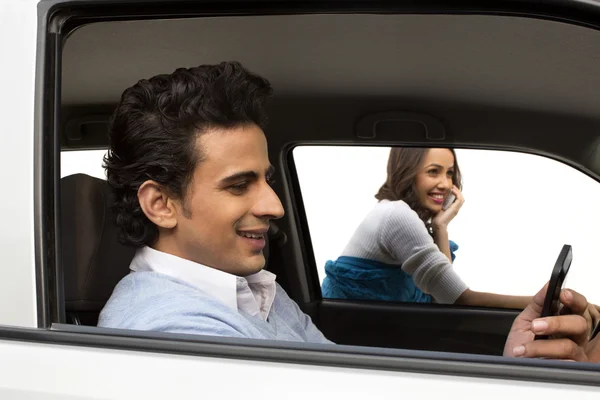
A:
130,246,277,321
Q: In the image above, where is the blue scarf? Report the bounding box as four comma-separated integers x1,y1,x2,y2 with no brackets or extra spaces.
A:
321,241,458,303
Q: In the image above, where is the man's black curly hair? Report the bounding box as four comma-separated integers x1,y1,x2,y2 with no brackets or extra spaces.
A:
103,61,273,247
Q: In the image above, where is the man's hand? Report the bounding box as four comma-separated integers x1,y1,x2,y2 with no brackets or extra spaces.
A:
582,302,600,337
586,335,600,363
503,283,591,361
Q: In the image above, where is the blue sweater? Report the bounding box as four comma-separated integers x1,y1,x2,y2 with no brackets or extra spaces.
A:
98,271,332,344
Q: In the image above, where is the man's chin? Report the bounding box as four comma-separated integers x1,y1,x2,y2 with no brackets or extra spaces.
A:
236,255,266,277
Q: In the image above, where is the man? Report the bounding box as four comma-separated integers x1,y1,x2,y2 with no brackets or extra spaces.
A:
99,62,328,343
98,61,598,361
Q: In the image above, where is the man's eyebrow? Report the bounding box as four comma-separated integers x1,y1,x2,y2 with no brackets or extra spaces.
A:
220,171,258,185
220,166,275,184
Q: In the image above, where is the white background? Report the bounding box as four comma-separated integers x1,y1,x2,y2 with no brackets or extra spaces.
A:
62,147,600,304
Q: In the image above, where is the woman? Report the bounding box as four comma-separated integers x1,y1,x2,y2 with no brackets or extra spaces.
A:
321,147,532,309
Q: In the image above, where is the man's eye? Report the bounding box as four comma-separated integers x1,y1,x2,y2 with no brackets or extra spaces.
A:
229,182,249,194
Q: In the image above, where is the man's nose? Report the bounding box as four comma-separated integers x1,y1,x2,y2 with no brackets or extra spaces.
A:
254,183,285,220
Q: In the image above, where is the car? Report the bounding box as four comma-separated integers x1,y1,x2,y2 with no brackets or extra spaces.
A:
1,0,600,398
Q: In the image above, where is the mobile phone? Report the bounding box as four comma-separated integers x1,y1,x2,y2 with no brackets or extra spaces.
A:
535,244,572,340
442,193,456,210
592,319,600,341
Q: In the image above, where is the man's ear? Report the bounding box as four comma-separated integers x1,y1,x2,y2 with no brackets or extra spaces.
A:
137,181,178,229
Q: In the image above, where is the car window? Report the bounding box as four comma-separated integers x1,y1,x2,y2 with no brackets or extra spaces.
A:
61,149,107,180
293,146,600,306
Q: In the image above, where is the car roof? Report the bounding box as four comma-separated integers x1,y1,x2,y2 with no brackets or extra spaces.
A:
62,13,600,117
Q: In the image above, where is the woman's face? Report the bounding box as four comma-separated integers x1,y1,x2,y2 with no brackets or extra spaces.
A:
414,148,455,214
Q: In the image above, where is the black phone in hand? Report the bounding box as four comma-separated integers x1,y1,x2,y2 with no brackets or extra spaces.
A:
535,244,572,340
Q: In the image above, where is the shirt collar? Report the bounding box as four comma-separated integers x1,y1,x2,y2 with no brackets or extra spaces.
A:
130,246,277,320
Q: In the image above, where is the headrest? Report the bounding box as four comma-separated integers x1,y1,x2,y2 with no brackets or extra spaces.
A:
60,173,286,312
61,174,135,311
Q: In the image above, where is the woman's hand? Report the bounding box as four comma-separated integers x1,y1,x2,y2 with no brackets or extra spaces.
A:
432,185,465,230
